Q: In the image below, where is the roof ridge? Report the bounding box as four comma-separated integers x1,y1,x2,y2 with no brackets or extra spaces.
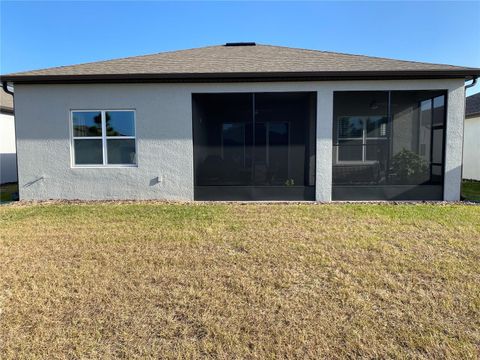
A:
256,43,470,69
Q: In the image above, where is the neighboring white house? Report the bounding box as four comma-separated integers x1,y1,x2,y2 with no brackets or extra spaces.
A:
0,88,17,184
463,92,480,181
1,43,479,201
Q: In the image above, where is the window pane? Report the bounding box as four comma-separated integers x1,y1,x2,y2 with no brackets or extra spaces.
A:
74,139,103,165
365,139,388,163
433,96,445,125
334,140,382,185
432,129,443,164
420,100,432,126
419,100,432,157
338,117,363,138
106,111,135,136
107,139,136,164
366,116,388,138
73,112,102,136
338,140,363,161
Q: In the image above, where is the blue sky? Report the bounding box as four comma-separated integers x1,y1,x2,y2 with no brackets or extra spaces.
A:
1,1,479,94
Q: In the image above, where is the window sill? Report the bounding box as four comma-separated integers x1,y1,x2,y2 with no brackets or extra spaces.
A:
71,165,138,169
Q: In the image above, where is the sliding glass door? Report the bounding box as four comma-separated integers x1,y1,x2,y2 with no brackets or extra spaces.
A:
193,92,316,200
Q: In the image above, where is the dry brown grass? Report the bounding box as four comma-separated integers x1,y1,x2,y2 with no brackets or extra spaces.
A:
1,202,479,359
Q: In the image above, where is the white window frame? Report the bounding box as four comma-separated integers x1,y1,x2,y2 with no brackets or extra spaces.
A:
70,109,137,168
336,116,387,163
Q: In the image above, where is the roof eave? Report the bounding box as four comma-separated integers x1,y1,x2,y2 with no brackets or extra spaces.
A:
2,70,479,84
0,106,14,114
466,112,480,118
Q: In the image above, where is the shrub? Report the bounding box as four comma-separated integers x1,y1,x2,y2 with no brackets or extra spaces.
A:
391,149,429,184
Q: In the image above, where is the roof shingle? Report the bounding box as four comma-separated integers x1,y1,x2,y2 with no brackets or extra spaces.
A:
2,44,479,83
466,92,480,117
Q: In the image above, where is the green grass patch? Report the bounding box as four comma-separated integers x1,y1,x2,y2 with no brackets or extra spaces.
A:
462,180,480,202
0,182,18,203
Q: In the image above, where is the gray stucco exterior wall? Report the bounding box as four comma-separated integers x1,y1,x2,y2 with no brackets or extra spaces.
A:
444,84,466,201
14,79,465,201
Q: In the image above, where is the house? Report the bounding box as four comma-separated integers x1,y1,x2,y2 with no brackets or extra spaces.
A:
0,87,17,184
1,43,479,201
463,92,480,181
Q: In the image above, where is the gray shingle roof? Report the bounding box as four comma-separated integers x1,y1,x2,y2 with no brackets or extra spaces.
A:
1,44,479,83
466,92,480,117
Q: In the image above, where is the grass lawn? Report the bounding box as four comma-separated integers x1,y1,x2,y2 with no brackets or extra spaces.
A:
462,180,480,202
1,203,479,359
0,183,18,203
